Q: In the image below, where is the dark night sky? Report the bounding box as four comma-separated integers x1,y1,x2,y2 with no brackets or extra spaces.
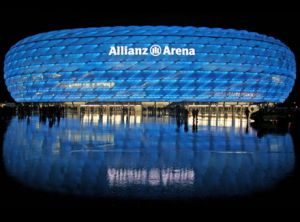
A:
0,9,299,103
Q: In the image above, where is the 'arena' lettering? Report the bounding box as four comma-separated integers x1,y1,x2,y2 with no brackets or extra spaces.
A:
109,45,195,56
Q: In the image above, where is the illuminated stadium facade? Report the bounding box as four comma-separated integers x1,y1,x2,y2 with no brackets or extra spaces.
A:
4,26,296,105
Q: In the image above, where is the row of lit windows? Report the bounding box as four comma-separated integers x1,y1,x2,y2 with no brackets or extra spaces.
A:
57,82,115,89
6,60,294,72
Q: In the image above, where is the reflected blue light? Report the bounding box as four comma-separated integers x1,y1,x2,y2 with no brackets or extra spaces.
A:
3,115,295,198
4,26,296,102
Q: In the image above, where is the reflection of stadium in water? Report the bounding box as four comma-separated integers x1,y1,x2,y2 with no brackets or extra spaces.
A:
3,114,295,198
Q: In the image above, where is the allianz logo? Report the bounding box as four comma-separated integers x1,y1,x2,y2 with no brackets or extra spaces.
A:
108,45,196,56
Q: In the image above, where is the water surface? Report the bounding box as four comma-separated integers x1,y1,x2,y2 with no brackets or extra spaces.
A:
3,114,295,199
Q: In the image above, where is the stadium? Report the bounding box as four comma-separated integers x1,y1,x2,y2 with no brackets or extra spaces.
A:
3,26,296,113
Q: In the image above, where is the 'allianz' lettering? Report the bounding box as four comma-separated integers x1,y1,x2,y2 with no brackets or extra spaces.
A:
109,45,195,56
109,46,148,56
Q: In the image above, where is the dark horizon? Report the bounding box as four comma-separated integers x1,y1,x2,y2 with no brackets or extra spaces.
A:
1,9,299,104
